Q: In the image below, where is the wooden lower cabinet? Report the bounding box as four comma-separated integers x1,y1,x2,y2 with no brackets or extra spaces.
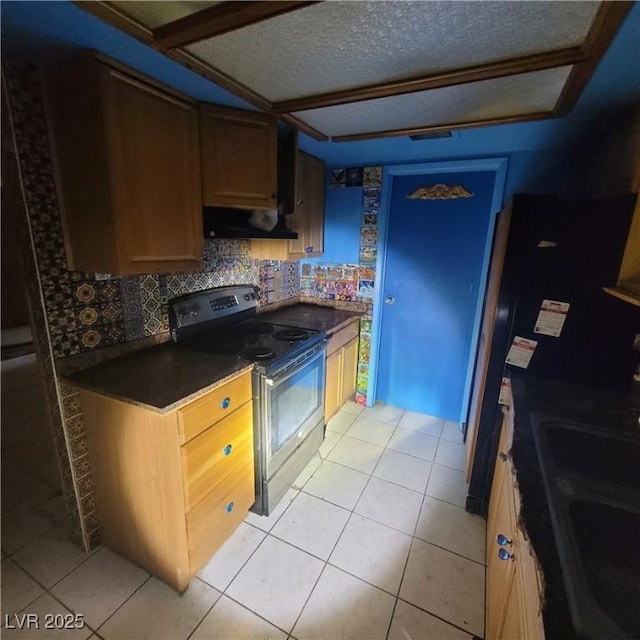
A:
324,321,359,422
77,369,254,592
486,406,544,640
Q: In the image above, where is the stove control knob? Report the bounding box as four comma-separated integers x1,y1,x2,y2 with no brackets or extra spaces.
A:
244,294,251,301
178,308,187,319
189,305,200,317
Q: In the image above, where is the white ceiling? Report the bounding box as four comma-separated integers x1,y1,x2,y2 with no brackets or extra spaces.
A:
89,0,623,141
186,1,597,102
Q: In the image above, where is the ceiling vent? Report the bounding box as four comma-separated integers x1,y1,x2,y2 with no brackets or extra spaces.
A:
409,130,454,141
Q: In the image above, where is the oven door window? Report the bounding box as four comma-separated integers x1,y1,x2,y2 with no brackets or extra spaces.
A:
265,349,325,476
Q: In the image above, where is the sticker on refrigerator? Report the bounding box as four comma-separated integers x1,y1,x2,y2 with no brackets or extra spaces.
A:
505,336,538,369
534,300,570,337
498,377,512,406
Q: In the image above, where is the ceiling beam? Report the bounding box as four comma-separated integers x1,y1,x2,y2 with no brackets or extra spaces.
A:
331,112,554,143
555,0,634,116
153,1,320,51
273,48,585,114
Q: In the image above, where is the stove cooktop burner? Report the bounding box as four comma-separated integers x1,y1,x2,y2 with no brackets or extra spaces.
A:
274,328,310,341
242,346,275,361
247,322,274,334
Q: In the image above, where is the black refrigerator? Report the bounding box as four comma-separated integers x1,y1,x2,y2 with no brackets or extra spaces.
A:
465,193,640,515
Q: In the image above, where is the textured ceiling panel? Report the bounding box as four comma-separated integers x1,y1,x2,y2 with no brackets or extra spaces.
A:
186,1,600,102
111,1,221,29
292,66,573,138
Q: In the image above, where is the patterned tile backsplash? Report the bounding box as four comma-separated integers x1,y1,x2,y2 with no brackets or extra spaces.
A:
3,59,299,549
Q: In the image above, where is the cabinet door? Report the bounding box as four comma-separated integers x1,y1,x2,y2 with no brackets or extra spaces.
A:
105,69,203,273
325,349,342,422
288,152,325,258
200,104,276,209
341,337,359,404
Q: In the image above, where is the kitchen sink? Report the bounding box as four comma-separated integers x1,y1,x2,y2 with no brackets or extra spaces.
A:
530,415,640,640
543,421,640,492
569,500,640,636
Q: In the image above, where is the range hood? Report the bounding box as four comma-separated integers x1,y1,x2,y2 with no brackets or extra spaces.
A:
203,207,298,240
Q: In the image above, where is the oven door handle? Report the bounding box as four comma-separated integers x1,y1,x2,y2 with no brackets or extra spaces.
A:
263,341,326,387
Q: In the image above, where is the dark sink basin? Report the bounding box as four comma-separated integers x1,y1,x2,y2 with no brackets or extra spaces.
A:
569,500,640,637
543,421,640,491
530,415,640,640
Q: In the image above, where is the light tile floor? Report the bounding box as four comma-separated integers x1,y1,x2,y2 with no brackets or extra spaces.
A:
2,400,486,640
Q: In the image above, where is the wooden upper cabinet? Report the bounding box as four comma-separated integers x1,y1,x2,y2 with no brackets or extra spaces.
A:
44,53,203,275
199,104,277,209
287,151,325,258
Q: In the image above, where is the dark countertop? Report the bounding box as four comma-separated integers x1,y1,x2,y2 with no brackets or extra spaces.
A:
509,373,640,640
63,304,361,413
259,303,362,334
64,342,254,413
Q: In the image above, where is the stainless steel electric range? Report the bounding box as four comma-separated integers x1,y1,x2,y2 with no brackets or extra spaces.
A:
168,285,326,516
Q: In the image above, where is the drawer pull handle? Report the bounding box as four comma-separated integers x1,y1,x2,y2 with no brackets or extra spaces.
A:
223,444,233,456
225,502,234,514
496,533,512,546
221,397,231,410
498,548,514,561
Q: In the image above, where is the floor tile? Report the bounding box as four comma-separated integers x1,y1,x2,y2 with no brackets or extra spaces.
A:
434,439,467,472
326,411,358,435
226,536,323,632
329,514,412,594
341,400,364,416
1,592,93,639
191,595,287,640
1,507,55,554
373,449,432,493
1,558,45,619
318,430,342,458
426,464,468,509
398,411,445,437
292,565,395,640
441,420,464,443
245,487,298,532
292,454,322,491
345,416,396,447
414,496,486,564
326,435,384,475
197,522,266,591
51,548,149,630
271,492,350,560
387,428,438,462
388,600,472,640
362,403,403,425
400,539,484,637
302,461,369,510
99,577,219,640
354,477,423,535
13,526,93,588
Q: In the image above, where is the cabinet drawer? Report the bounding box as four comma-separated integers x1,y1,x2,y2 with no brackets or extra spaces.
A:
187,457,255,573
182,402,254,512
327,321,359,356
178,371,252,444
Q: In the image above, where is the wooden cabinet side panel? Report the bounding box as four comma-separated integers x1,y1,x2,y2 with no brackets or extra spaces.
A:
325,349,342,422
200,104,276,209
79,390,191,591
341,337,359,404
618,195,640,288
104,70,203,273
42,59,118,273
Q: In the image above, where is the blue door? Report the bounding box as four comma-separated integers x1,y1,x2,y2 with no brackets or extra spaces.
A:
376,171,496,421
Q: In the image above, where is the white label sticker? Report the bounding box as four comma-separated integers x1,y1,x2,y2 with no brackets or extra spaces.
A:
534,300,570,337
498,377,512,406
505,336,538,369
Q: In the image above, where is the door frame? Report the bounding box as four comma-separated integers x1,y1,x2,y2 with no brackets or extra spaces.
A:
368,157,508,422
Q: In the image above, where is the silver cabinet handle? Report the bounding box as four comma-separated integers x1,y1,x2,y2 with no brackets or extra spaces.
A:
385,296,395,304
